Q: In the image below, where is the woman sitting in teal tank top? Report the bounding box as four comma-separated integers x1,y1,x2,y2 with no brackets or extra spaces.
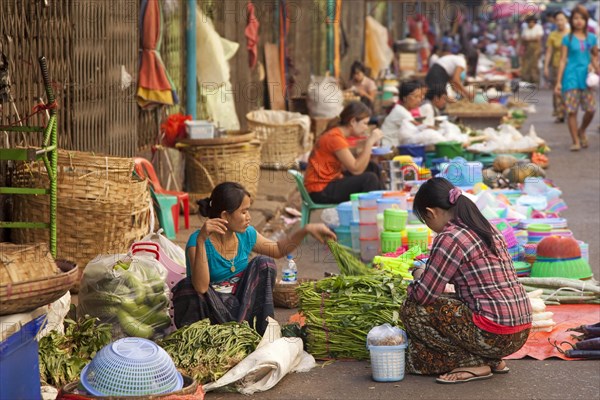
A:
172,182,336,334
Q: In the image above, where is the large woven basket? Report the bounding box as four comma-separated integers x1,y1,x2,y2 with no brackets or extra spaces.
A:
0,261,79,315
273,278,316,308
0,242,57,284
11,151,151,281
246,110,306,169
179,131,261,198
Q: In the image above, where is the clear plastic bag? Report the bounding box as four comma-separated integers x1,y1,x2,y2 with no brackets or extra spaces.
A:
367,323,407,347
77,254,172,339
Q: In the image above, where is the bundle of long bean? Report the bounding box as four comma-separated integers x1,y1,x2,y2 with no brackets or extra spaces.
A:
297,273,407,360
159,319,261,384
327,240,372,275
519,277,600,305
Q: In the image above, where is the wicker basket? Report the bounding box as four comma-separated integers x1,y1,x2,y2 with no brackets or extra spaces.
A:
11,151,151,277
0,261,79,315
246,111,306,169
179,131,262,198
273,278,316,308
0,242,58,284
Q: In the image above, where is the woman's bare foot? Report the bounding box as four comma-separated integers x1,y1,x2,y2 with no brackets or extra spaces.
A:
579,130,588,148
436,365,493,384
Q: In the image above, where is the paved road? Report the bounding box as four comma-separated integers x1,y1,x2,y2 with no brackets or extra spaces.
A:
206,90,600,400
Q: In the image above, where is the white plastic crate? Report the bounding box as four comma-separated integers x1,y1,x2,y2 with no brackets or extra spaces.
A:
185,120,214,139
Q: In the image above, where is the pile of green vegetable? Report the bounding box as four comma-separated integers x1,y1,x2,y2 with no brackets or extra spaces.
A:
159,319,261,384
78,259,172,339
519,277,600,305
327,240,372,275
297,273,407,360
38,313,112,387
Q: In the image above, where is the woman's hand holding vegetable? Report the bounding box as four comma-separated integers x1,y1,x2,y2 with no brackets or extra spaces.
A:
304,223,337,244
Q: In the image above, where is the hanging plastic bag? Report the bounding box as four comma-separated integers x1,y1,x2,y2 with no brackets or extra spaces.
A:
306,75,344,118
77,254,172,340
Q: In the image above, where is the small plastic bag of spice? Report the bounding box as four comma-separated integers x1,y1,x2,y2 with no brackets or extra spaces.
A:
367,323,406,347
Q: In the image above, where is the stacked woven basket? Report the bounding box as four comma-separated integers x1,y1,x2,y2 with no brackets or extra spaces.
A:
0,243,78,315
12,150,151,286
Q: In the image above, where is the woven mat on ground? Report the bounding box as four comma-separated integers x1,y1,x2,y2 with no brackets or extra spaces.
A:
506,304,600,360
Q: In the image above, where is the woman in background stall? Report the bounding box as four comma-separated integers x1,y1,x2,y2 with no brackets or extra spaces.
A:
520,15,544,85
348,61,378,111
544,11,569,123
304,101,384,204
380,80,427,146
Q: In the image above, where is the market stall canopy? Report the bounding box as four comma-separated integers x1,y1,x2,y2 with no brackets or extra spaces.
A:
137,0,178,109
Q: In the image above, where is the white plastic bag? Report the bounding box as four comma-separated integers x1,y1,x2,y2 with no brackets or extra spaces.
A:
306,75,344,118
367,323,406,346
204,317,316,395
141,229,186,267
78,254,172,339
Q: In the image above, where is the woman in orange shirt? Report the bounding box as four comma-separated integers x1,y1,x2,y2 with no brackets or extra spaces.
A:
304,102,384,204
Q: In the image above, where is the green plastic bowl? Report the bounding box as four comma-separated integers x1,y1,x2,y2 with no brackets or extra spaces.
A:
531,257,593,280
384,209,408,232
527,223,552,233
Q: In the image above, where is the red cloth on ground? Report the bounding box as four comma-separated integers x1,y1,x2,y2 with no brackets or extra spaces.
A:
505,304,600,360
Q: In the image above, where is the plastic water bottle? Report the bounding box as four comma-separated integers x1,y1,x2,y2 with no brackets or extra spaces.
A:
281,254,298,284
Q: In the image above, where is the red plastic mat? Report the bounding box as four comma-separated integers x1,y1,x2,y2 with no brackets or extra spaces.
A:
505,304,600,360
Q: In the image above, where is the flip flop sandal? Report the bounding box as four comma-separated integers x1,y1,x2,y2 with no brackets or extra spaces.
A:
492,366,510,374
436,370,494,384
570,144,581,151
580,137,588,148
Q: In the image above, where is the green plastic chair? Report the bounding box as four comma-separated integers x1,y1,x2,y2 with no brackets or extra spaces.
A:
150,189,178,240
287,170,337,227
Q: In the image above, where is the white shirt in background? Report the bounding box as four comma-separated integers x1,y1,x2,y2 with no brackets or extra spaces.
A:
434,54,467,77
521,24,543,40
429,54,440,68
381,104,414,146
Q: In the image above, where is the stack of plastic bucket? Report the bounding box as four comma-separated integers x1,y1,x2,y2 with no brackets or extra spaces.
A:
335,201,353,248
359,192,382,262
381,209,408,253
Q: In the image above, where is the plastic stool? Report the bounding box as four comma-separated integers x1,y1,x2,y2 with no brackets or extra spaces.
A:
152,192,178,240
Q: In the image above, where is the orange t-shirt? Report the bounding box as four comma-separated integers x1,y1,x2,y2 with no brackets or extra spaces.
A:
304,127,349,193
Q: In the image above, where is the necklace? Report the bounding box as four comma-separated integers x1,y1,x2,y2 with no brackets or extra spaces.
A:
215,235,238,273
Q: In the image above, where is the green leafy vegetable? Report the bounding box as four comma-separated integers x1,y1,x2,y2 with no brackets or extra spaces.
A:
327,240,372,276
158,319,261,384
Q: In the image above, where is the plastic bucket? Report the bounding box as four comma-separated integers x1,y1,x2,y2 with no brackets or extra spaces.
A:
350,221,360,252
377,198,402,214
337,201,353,226
360,238,379,263
368,343,408,382
359,207,378,223
407,226,429,252
1,314,47,400
359,193,380,208
398,144,426,160
435,141,463,159
335,225,353,248
384,209,408,232
360,223,378,239
381,231,403,253
350,192,367,222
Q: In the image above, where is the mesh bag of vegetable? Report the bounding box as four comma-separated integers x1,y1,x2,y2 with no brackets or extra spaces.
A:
77,254,173,340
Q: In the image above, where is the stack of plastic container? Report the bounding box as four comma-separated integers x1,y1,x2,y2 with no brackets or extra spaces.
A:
406,225,429,253
335,201,353,248
527,223,553,244
358,193,381,262
381,209,408,253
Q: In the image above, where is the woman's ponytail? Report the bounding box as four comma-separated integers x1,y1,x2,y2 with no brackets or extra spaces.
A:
197,197,211,218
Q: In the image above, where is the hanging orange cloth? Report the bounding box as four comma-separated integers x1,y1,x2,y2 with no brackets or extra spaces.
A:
245,2,260,69
137,0,177,109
